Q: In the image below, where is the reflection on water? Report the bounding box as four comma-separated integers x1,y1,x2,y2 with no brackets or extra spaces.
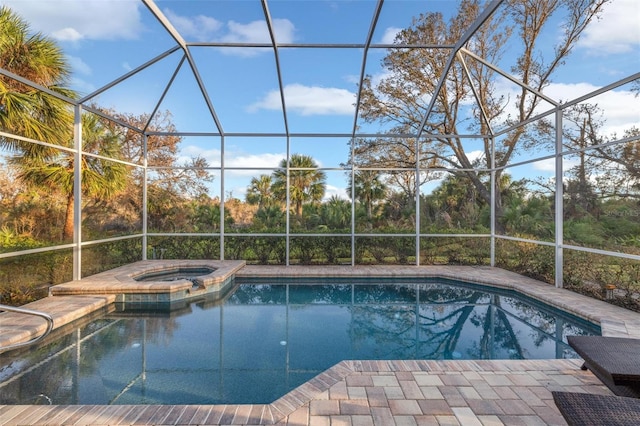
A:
0,279,599,405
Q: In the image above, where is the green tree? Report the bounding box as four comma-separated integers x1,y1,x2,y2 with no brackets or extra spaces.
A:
15,113,127,240
318,196,351,231
502,194,553,239
272,154,326,217
348,170,387,219
428,172,485,229
252,206,286,231
0,7,129,241
0,5,75,145
246,174,275,209
189,195,234,233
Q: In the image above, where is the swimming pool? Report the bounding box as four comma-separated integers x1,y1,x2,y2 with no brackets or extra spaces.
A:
0,277,599,405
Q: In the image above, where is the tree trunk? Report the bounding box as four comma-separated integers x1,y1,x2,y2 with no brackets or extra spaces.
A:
63,192,74,241
463,169,505,234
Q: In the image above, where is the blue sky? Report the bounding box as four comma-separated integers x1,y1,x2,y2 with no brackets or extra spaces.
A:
2,0,639,200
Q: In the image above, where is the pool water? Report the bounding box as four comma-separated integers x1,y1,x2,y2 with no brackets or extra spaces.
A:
0,278,599,405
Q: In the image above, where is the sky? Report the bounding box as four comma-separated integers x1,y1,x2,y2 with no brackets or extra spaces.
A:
2,0,639,200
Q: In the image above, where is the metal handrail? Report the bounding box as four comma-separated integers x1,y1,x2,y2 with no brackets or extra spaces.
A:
0,304,55,352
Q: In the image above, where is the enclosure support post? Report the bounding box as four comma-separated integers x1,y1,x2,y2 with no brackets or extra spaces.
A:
555,109,564,288
490,135,496,267
416,138,421,266
142,134,148,260
220,135,225,260
73,105,83,280
285,140,291,266
351,145,356,267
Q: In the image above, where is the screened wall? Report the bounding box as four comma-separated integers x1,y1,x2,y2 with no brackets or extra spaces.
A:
0,0,639,304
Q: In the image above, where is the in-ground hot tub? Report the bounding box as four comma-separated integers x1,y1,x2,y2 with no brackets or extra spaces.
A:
50,260,246,306
133,266,217,285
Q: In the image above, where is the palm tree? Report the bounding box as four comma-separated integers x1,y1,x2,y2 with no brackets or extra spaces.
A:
1,7,128,241
245,174,275,209
0,6,75,145
253,205,286,231
16,113,127,240
272,154,326,217
348,170,387,219
319,196,351,230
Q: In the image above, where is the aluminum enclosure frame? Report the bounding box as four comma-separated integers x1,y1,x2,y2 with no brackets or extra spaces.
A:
1,0,638,289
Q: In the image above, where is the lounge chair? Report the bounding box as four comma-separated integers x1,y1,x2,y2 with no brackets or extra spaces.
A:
567,335,640,398
552,391,640,426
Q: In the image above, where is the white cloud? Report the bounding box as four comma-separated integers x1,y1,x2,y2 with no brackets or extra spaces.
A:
3,0,143,41
380,27,402,45
249,84,356,116
179,145,286,171
578,0,640,54
219,18,295,57
545,82,640,136
163,8,223,42
532,157,579,173
444,150,485,169
69,76,96,95
63,57,94,95
532,158,555,172
52,27,83,42
490,79,638,137
465,150,486,165
223,18,295,44
161,10,295,56
225,152,286,170
66,55,91,75
174,147,351,201
324,184,348,201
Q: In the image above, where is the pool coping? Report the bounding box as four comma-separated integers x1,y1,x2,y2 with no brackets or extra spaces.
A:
2,264,640,425
50,260,246,297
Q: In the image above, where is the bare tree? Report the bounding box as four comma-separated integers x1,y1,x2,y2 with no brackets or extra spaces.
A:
356,0,609,230
564,103,640,203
